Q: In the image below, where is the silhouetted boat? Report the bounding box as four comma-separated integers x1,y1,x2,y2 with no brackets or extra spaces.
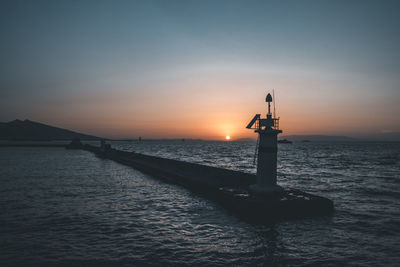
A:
66,138,83,149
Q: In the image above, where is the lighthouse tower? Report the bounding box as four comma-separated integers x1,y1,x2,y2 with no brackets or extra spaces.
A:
246,93,283,194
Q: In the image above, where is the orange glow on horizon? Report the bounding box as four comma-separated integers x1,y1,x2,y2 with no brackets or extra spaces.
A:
31,75,400,140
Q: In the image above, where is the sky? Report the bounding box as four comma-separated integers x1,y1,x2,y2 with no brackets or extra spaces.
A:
1,0,399,140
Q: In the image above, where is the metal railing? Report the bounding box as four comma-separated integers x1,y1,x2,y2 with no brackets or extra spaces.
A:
272,118,280,130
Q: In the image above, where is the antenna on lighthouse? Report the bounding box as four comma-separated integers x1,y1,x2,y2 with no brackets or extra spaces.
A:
273,89,276,118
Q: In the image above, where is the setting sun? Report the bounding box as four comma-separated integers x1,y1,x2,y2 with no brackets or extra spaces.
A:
225,135,231,140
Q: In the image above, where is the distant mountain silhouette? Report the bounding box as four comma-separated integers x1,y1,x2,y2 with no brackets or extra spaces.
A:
0,119,101,141
281,135,358,142
235,135,358,142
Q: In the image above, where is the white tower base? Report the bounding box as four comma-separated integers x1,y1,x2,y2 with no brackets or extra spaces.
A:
250,129,283,196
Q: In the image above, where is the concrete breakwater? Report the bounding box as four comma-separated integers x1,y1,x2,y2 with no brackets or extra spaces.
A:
82,143,256,189
77,143,333,223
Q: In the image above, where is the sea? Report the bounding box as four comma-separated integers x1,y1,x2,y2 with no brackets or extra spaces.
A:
0,141,399,266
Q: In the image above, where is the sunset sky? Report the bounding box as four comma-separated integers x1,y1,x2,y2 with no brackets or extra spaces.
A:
1,0,399,140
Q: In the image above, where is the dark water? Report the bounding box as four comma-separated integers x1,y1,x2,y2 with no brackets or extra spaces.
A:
1,141,399,266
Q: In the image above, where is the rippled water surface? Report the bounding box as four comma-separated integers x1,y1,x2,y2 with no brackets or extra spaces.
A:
1,141,399,266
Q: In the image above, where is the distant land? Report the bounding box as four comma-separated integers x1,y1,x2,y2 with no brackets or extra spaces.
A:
0,119,100,141
237,134,400,142
281,134,400,142
235,136,356,142
280,135,357,142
